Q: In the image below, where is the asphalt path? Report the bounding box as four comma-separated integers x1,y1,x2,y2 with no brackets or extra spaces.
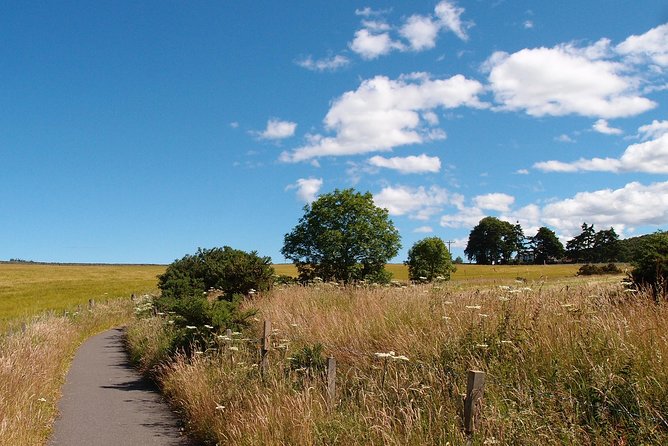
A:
49,328,192,446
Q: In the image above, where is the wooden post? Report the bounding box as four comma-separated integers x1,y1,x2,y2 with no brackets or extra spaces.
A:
464,370,485,435
88,299,95,310
226,328,232,338
260,320,271,377
327,356,337,408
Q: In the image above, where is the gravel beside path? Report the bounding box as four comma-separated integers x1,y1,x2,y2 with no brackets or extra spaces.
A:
49,328,191,446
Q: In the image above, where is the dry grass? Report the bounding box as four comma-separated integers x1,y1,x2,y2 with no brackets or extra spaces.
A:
0,299,135,446
129,275,668,445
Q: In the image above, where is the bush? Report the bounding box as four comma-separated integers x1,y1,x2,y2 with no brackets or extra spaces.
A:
158,246,274,300
406,237,455,282
630,231,668,299
577,263,622,276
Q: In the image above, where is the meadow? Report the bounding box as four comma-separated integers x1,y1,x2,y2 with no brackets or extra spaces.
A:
0,263,164,329
126,268,667,445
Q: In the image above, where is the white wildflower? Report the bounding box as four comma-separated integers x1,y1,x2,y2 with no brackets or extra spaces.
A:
466,305,482,310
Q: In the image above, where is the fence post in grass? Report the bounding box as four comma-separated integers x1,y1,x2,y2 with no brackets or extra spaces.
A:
88,299,95,310
464,370,485,436
327,356,337,409
260,319,271,378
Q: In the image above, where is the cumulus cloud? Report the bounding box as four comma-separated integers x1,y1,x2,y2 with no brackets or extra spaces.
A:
485,45,656,118
368,154,441,174
286,178,323,203
542,181,668,236
350,1,471,59
374,185,455,220
473,193,515,212
280,73,484,162
413,226,434,233
593,119,623,135
259,119,297,139
296,54,350,72
439,181,668,239
534,133,668,174
616,23,668,68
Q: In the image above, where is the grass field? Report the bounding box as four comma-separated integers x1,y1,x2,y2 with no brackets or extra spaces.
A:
0,263,165,329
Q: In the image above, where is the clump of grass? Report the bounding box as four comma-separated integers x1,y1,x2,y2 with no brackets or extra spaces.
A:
0,299,135,446
128,280,668,445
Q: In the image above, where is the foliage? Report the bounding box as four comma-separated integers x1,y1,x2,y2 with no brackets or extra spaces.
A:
576,263,622,276
530,226,564,264
405,237,455,281
282,189,401,283
630,231,668,299
158,247,274,300
453,256,464,264
566,223,620,263
465,216,524,264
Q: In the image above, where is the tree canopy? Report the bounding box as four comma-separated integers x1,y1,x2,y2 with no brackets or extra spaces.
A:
530,226,564,264
465,217,524,264
406,237,455,281
566,223,620,263
281,188,401,283
630,231,668,299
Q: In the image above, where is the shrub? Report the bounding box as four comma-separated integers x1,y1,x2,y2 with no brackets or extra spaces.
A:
406,237,455,282
577,263,622,276
158,247,274,300
630,231,668,299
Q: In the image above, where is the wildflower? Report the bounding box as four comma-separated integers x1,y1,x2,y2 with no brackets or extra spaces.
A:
498,297,510,302
203,324,214,329
232,331,241,336
156,312,165,316
185,325,197,330
498,285,511,290
194,351,204,355
394,355,409,361
500,340,513,345
167,320,175,324
478,313,489,318
290,323,299,327
375,352,392,359
215,404,225,411
475,344,489,349
444,301,453,305
228,346,239,351
37,397,47,402
466,305,482,310
217,335,231,341
442,316,451,320
560,303,573,308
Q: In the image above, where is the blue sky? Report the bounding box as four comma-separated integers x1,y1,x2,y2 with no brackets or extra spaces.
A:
2,1,667,264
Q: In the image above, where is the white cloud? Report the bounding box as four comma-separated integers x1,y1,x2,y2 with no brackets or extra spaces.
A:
555,134,575,143
473,193,515,212
368,154,441,174
523,20,534,29
286,178,323,203
592,119,623,135
374,185,453,220
616,23,668,68
515,169,529,175
638,119,668,140
355,7,389,17
400,15,440,51
486,45,656,118
296,54,350,72
542,181,668,236
434,0,469,41
534,133,668,174
280,73,484,162
440,206,485,228
349,29,401,59
259,119,297,139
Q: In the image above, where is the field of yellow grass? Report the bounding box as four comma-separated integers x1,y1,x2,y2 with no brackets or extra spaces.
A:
0,263,165,329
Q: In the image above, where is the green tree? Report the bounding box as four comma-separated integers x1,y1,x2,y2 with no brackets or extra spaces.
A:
593,227,620,262
630,231,668,299
465,217,524,264
530,226,565,264
566,223,596,262
158,246,274,300
281,188,401,283
405,237,455,281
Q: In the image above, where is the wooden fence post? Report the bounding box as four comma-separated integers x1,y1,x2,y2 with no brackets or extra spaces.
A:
464,370,485,436
88,299,95,310
327,356,337,408
260,320,271,378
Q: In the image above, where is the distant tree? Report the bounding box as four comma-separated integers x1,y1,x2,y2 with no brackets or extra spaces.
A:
406,237,455,281
454,256,464,264
281,188,401,283
566,223,596,262
158,247,274,300
593,227,620,262
630,231,668,300
530,227,565,264
465,217,524,265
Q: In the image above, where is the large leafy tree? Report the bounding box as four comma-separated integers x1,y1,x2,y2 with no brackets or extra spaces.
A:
406,237,455,281
465,217,524,265
282,188,401,283
530,226,565,264
630,231,668,299
593,227,620,262
566,223,596,262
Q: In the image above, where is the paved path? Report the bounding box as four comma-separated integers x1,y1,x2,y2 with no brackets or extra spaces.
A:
49,328,192,446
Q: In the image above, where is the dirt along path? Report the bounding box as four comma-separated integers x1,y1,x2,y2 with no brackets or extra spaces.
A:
49,328,191,446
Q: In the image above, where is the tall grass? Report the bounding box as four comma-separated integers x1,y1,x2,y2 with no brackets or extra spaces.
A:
128,279,667,445
0,299,135,446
